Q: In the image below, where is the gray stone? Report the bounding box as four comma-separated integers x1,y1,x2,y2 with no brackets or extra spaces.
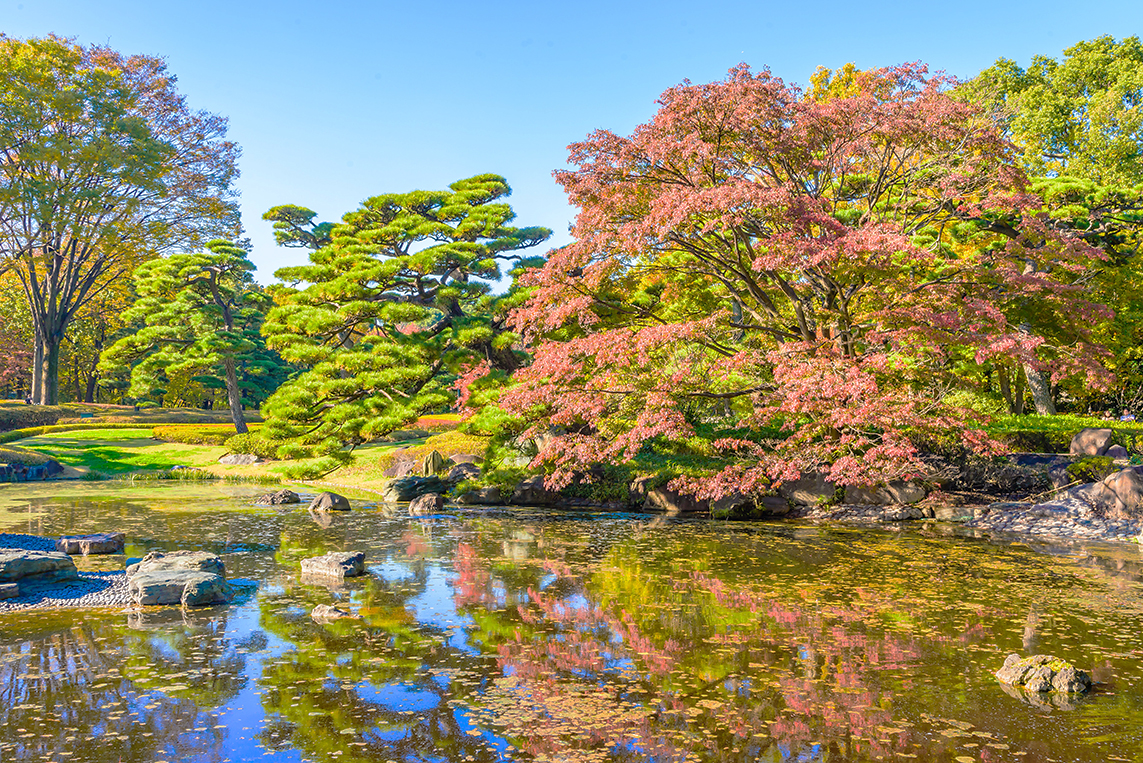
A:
55,532,125,555
0,550,79,584
311,604,359,623
777,473,838,506
1106,444,1131,459
844,481,926,505
255,489,300,505
300,551,365,578
127,550,225,578
382,460,418,478
455,486,502,505
510,475,559,506
420,450,448,476
1070,427,1115,457
450,453,483,465
382,475,447,502
995,654,1091,693
128,569,229,607
1095,468,1143,519
409,493,445,515
0,583,19,599
445,462,481,482
308,492,351,512
218,453,262,466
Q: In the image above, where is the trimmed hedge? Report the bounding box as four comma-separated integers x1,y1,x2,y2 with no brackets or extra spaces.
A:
152,423,263,445
0,422,147,444
224,432,281,460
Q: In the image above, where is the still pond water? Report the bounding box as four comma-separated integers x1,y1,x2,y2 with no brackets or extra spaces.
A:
1,482,1142,763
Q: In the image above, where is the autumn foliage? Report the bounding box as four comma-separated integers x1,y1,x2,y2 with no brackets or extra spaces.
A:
505,64,1111,496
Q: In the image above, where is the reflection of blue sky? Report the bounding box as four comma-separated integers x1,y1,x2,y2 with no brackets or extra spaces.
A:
370,559,416,584
355,681,440,712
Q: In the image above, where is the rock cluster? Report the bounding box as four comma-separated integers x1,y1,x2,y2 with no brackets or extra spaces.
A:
996,654,1091,693
0,459,64,482
1069,427,1130,458
126,550,230,607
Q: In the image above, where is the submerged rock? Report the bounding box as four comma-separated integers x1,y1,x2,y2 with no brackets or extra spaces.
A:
0,550,80,585
308,492,351,512
996,654,1091,693
311,603,359,622
255,489,300,505
55,532,125,555
300,551,366,578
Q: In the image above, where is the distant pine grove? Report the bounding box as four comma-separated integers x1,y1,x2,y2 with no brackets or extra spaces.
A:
2,34,1142,496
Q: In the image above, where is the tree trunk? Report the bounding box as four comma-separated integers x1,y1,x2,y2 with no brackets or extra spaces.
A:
1023,364,1056,416
222,357,248,434
40,335,61,406
31,335,43,404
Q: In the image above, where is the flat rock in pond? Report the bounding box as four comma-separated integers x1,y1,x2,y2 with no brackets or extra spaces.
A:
300,551,365,578
0,582,20,599
255,489,300,505
126,550,225,578
382,476,446,503
311,603,359,622
128,569,230,606
308,492,351,511
0,550,79,584
218,453,262,466
55,532,125,555
996,654,1091,693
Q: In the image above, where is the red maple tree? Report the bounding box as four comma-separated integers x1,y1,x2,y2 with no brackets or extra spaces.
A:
506,64,1110,497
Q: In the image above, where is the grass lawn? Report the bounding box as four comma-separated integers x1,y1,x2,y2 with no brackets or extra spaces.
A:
18,428,231,475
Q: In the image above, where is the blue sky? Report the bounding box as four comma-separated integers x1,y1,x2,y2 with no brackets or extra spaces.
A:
2,0,1141,281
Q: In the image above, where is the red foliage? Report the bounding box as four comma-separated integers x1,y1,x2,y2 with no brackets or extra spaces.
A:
507,63,1111,495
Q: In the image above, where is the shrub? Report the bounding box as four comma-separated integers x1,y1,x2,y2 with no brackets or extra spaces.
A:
152,423,263,445
988,414,1143,454
224,432,281,460
1067,456,1116,485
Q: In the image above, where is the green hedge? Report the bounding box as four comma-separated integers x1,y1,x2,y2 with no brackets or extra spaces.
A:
0,422,147,444
224,432,281,460
152,423,263,445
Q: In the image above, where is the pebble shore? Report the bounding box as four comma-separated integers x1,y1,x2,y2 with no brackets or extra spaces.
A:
0,533,131,612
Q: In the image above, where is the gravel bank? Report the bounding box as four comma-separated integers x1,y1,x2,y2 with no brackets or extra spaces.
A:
0,533,132,611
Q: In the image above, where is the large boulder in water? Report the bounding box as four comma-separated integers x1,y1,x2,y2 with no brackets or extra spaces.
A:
996,654,1091,693
0,550,79,585
777,472,838,506
255,489,300,505
129,569,229,607
511,475,559,506
383,475,447,502
308,492,351,512
300,551,366,579
55,532,125,555
409,493,445,515
455,486,502,505
1070,428,1115,457
127,550,225,578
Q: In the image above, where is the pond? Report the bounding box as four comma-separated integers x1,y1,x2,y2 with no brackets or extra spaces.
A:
1,482,1142,763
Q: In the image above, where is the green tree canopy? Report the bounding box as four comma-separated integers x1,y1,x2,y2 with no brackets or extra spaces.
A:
260,174,550,471
0,35,240,405
101,240,280,432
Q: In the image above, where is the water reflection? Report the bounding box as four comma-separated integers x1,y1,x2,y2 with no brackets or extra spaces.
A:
1,484,1143,762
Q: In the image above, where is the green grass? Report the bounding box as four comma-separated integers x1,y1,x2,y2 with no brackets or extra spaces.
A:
987,413,1143,453
17,428,230,474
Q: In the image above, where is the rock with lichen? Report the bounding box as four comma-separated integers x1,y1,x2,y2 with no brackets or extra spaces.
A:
996,654,1091,693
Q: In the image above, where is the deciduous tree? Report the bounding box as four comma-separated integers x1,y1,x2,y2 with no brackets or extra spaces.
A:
507,64,1110,497
0,35,240,404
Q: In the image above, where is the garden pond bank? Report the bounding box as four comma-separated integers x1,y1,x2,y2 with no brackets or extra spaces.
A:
2,482,1143,762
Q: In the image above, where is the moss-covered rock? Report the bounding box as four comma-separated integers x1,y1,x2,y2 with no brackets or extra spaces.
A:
996,654,1091,693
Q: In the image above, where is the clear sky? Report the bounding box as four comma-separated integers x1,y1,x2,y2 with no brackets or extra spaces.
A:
2,0,1141,281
